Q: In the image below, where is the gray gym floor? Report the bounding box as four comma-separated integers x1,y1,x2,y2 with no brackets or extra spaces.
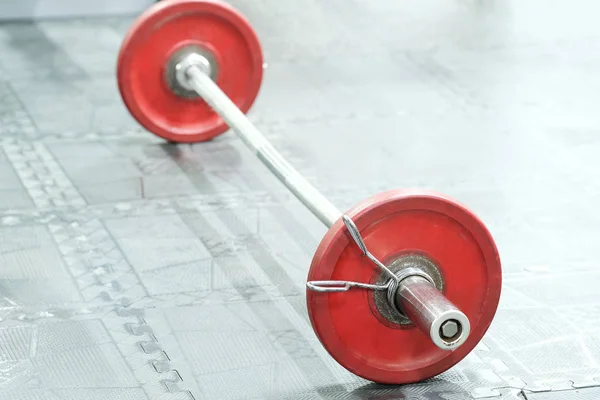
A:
1,0,600,399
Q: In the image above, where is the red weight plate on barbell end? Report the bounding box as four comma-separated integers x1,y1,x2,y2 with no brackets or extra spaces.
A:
117,0,264,143
306,189,502,384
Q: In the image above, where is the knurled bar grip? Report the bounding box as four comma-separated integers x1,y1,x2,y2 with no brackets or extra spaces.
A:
185,65,341,228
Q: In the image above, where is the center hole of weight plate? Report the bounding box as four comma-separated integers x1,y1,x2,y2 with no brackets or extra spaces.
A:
371,254,445,327
165,45,220,99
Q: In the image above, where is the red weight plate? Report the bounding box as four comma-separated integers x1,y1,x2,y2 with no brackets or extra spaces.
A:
117,0,264,143
306,189,502,384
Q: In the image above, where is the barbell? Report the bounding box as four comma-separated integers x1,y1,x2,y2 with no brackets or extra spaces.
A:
116,0,502,385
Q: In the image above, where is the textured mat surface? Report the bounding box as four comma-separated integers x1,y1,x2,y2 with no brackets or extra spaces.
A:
1,0,600,399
